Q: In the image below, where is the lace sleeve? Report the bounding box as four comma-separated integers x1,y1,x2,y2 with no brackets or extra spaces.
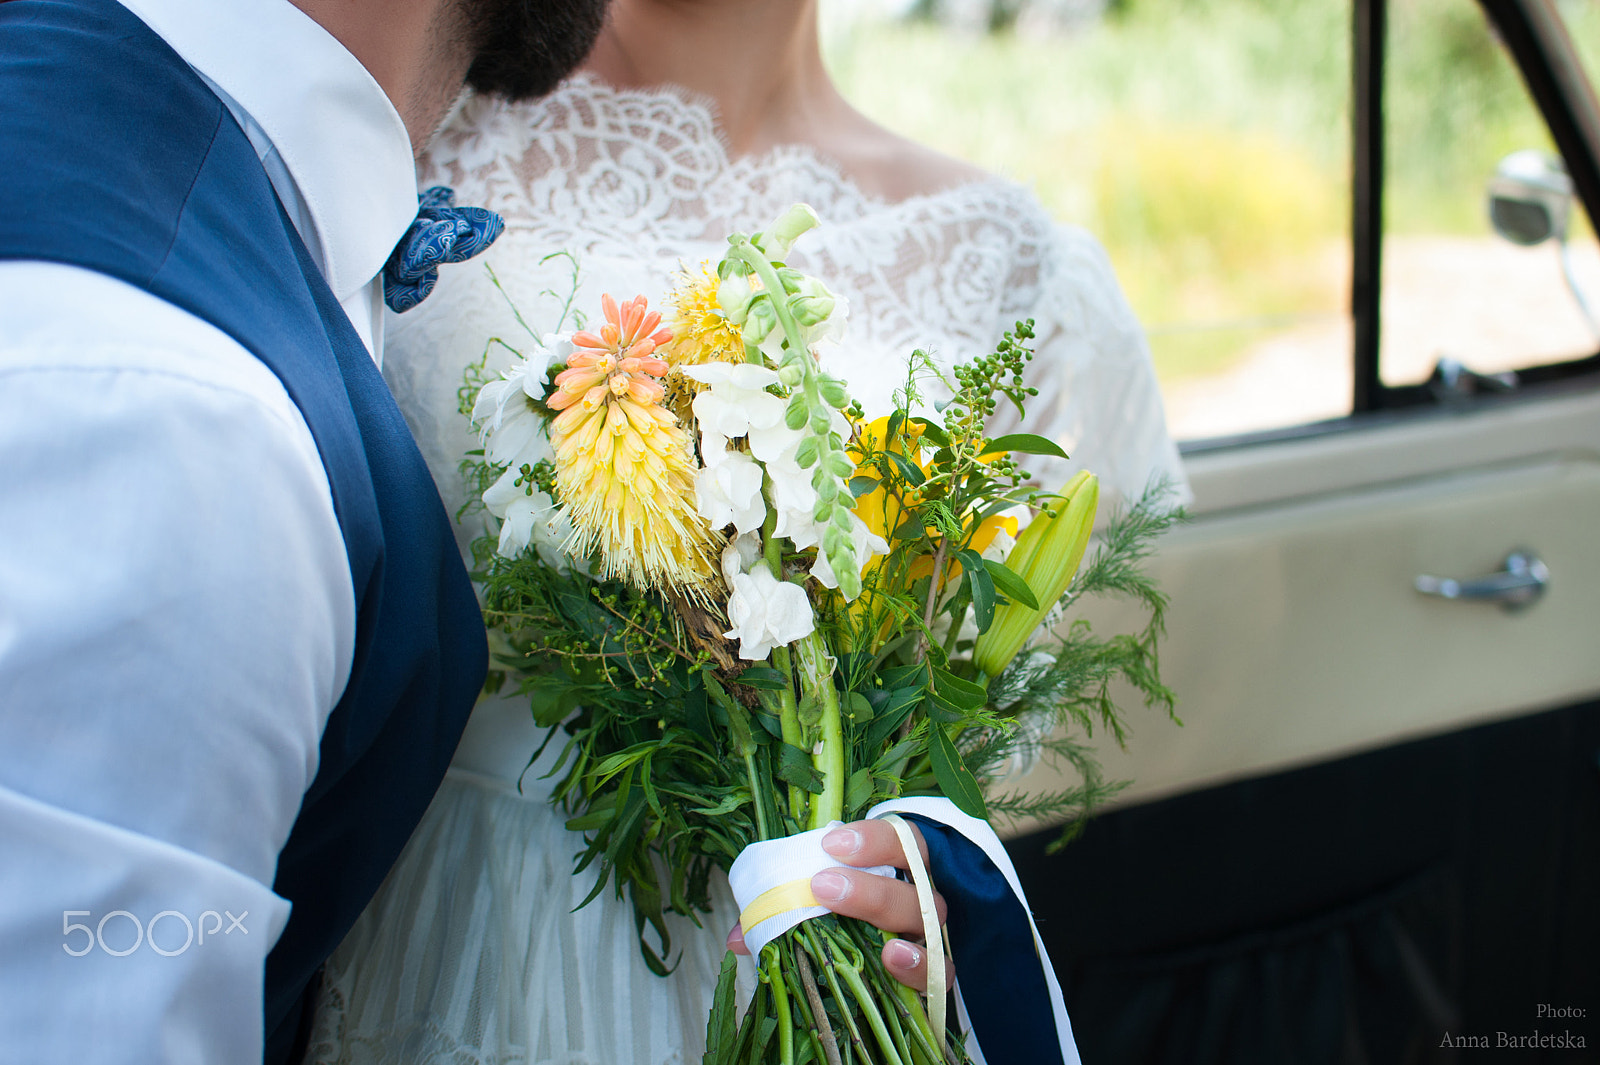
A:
990,224,1191,509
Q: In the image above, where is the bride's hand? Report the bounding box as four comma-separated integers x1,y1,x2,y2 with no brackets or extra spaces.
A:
725,820,949,992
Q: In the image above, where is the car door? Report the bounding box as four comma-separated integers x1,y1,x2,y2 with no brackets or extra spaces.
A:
995,1,1600,1058
825,0,1600,1058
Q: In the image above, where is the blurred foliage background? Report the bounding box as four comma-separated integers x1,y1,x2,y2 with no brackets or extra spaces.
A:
822,0,1600,386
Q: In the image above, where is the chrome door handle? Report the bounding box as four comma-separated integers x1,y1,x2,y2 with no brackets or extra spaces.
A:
1415,549,1549,611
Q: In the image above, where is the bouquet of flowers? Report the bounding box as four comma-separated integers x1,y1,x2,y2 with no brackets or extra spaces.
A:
461,206,1176,1065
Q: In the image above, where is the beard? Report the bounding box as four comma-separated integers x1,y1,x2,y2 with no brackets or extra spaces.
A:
460,0,609,102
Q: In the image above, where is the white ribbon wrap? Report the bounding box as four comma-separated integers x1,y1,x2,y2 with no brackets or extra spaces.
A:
727,823,895,957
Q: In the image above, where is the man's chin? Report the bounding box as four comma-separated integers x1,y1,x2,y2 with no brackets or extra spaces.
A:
463,0,608,102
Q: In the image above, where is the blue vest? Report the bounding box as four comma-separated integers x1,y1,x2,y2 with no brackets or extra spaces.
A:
0,2,488,1059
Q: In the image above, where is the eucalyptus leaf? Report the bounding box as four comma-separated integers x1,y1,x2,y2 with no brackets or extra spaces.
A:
908,417,951,448
980,432,1069,460
735,667,791,691
884,450,925,487
957,548,995,633
930,666,988,710
845,766,876,815
929,726,988,819
984,559,1039,610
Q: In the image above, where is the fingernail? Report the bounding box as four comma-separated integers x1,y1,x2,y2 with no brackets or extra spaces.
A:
811,871,850,902
822,827,861,857
885,939,922,969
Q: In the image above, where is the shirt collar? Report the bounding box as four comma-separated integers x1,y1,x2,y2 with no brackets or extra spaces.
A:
117,0,418,303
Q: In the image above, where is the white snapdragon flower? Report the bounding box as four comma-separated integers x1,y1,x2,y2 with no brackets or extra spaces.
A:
684,363,786,440
721,532,765,585
724,565,816,661
473,333,571,468
763,443,824,549
483,466,570,566
808,511,890,597
694,448,767,535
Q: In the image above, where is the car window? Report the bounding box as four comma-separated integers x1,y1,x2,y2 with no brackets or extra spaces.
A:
1556,0,1600,93
823,0,1354,441
1379,0,1600,391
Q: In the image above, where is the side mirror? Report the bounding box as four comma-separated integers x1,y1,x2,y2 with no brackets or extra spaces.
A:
1486,150,1573,246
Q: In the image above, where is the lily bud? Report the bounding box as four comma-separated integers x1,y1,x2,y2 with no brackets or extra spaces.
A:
972,471,1099,678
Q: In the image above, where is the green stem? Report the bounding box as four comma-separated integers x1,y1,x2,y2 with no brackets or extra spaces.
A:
745,746,773,841
730,242,811,359
827,931,907,1065
772,645,807,823
804,927,868,1057
762,945,795,1065
795,631,845,828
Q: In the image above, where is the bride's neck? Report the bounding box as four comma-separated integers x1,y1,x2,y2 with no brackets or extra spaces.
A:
580,0,853,158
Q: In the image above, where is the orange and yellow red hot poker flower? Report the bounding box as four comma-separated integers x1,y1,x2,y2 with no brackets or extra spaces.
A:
547,293,721,592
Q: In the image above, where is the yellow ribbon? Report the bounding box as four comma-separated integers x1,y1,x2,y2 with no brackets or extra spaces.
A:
737,878,820,934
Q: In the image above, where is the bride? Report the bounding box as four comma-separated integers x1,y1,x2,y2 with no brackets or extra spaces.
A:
308,2,1185,1062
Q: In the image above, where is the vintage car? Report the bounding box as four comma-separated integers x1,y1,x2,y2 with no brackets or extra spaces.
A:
984,0,1600,1059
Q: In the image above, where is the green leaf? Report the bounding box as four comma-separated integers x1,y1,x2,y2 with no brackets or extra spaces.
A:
706,951,740,1065
890,516,924,541
880,662,931,691
843,691,873,724
688,791,750,817
776,742,825,794
523,677,576,727
908,417,951,448
929,726,988,819
845,766,876,815
752,708,786,739
884,450,926,487
684,682,713,742
735,667,790,691
863,691,920,749
931,666,988,709
957,548,995,633
849,475,880,498
983,559,1039,610
564,808,613,832
981,433,1069,460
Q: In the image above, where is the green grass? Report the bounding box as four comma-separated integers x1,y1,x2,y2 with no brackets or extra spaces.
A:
823,0,1596,384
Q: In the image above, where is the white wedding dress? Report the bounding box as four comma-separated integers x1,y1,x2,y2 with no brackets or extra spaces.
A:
306,74,1184,1065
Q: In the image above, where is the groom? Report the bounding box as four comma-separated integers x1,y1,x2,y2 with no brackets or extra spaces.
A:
0,0,603,1061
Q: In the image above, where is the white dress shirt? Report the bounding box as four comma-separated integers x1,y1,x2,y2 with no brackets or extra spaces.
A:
0,0,418,1060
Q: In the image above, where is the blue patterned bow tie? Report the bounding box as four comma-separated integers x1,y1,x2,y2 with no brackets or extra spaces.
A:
382,186,505,313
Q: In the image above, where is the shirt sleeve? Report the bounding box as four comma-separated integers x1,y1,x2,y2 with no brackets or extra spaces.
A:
0,263,355,1063
989,223,1191,510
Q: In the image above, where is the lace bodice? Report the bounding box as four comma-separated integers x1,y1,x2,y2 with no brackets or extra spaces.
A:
386,74,1184,566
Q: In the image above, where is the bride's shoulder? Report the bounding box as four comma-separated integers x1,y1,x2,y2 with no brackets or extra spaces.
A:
828,121,990,204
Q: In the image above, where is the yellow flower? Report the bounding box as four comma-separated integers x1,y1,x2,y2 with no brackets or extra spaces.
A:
848,415,1016,584
548,293,721,593
659,262,747,421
